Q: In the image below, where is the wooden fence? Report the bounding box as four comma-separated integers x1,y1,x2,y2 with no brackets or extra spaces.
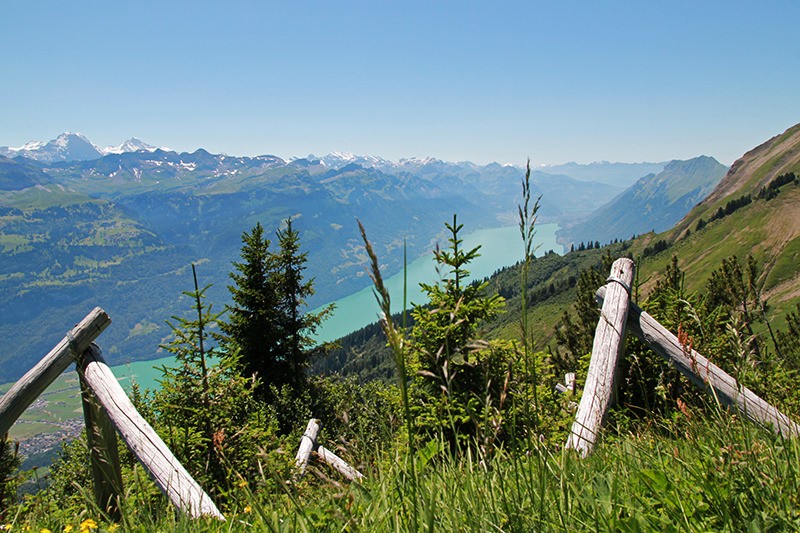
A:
0,308,224,520
565,258,800,457
4,259,796,517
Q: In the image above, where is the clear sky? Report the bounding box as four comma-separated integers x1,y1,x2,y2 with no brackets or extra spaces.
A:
2,1,798,166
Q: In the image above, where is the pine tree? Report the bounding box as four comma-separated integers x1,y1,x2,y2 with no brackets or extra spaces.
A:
154,265,273,499
411,214,503,375
272,218,328,388
222,220,329,398
155,264,226,494
221,223,282,390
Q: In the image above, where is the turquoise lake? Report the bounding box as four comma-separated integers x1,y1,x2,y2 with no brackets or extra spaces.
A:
111,223,562,392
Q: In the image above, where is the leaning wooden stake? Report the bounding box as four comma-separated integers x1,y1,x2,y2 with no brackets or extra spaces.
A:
0,307,111,436
79,345,224,520
317,445,364,481
566,258,635,456
596,285,800,437
295,418,321,478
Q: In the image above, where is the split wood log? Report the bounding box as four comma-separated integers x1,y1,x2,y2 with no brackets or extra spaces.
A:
317,445,364,481
596,285,800,437
79,370,123,520
79,345,224,520
295,418,321,479
0,307,111,436
566,258,635,456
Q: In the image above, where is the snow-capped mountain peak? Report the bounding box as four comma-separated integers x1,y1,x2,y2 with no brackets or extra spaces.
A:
0,132,104,163
104,137,157,155
18,140,45,151
315,151,391,170
0,133,163,163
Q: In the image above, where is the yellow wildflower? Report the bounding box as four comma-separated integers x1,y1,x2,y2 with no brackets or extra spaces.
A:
78,519,97,533
244,505,252,514
41,529,52,533
63,527,73,533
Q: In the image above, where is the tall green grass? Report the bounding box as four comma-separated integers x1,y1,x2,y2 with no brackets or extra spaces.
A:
10,408,799,531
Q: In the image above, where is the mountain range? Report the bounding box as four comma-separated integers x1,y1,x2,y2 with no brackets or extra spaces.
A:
0,132,728,382
0,133,158,163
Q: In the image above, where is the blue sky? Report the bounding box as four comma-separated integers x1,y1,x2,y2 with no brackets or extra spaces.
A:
2,1,798,166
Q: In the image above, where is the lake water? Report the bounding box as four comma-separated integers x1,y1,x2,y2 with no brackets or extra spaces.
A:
311,222,561,342
111,223,562,391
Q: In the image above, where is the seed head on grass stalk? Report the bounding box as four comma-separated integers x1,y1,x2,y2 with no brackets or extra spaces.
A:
357,219,418,529
518,158,542,437
357,220,404,359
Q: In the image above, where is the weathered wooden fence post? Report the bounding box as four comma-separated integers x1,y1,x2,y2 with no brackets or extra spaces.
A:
79,367,124,520
0,308,110,436
0,310,225,520
79,344,224,520
595,285,800,437
317,445,365,481
566,258,635,456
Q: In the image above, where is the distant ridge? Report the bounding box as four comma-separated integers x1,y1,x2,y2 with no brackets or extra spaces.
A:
559,156,728,246
671,122,800,239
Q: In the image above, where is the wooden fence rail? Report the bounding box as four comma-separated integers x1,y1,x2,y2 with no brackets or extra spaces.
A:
0,307,110,437
80,344,224,519
566,260,800,458
595,285,800,437
295,418,364,481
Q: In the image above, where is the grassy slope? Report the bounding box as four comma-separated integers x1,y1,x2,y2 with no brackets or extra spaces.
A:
632,124,800,320
671,122,800,240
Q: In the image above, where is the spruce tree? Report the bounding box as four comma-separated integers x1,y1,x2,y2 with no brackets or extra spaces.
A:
222,220,329,397
411,214,503,373
154,264,270,498
220,222,281,389
273,218,327,388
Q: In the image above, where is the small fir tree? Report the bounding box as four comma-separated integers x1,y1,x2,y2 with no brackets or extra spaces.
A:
153,264,272,502
408,215,512,449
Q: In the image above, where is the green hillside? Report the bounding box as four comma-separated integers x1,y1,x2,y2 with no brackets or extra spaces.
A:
645,124,800,308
